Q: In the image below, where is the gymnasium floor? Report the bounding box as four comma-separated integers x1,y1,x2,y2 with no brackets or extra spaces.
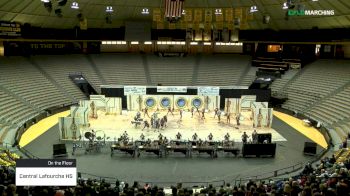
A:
20,110,328,184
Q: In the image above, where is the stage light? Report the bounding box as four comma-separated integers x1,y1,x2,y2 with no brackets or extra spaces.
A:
250,6,258,13
203,42,211,45
190,42,198,45
215,9,222,15
142,8,149,15
144,41,152,45
41,0,50,2
182,9,186,15
106,6,113,13
312,0,318,1
131,41,139,45
282,2,288,9
71,2,79,9
57,0,67,6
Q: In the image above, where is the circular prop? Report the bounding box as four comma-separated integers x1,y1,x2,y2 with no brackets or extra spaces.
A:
145,97,156,108
192,97,203,108
176,97,187,108
160,97,171,108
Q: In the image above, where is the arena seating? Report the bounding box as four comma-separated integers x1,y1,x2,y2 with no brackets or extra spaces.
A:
270,69,300,94
147,55,195,85
280,60,350,113
0,57,72,110
32,55,95,100
90,54,148,85
0,153,349,195
304,86,350,139
196,54,251,86
238,67,258,87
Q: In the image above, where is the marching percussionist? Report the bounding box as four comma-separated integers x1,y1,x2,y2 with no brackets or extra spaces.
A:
224,133,230,141
176,132,182,140
252,130,258,143
167,106,174,116
208,133,213,141
158,133,163,141
192,133,198,141
191,107,194,118
241,132,249,144
140,133,145,140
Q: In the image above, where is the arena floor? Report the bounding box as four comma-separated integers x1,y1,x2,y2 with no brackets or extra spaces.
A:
84,110,286,143
21,111,327,184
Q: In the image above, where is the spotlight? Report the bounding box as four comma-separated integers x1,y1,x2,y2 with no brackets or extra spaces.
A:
215,9,222,15
106,6,113,13
282,2,288,9
71,2,79,9
250,6,258,13
142,8,149,15
57,0,67,6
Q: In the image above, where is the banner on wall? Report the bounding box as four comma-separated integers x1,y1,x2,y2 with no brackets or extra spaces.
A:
124,86,146,95
0,21,21,37
198,86,219,96
157,86,187,93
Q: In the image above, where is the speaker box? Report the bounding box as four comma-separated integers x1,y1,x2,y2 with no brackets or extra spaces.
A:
303,142,317,155
53,144,67,157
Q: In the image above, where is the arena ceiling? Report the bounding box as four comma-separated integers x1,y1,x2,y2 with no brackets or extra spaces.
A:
0,0,349,30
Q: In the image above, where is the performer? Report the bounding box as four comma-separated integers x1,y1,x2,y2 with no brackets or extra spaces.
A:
208,133,213,141
160,118,165,129
155,119,160,130
167,106,174,116
136,111,141,120
252,130,258,143
192,133,198,141
142,120,150,131
179,109,183,120
163,115,168,127
217,110,222,122
236,113,241,126
224,133,230,141
241,132,249,144
158,133,163,141
257,111,263,128
140,133,145,140
144,107,150,118
196,106,200,116
226,112,231,124
213,107,219,119
176,132,182,140
191,107,194,118
201,108,205,120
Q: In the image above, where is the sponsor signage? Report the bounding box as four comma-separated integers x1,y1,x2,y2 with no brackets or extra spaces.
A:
157,86,187,93
124,86,146,95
